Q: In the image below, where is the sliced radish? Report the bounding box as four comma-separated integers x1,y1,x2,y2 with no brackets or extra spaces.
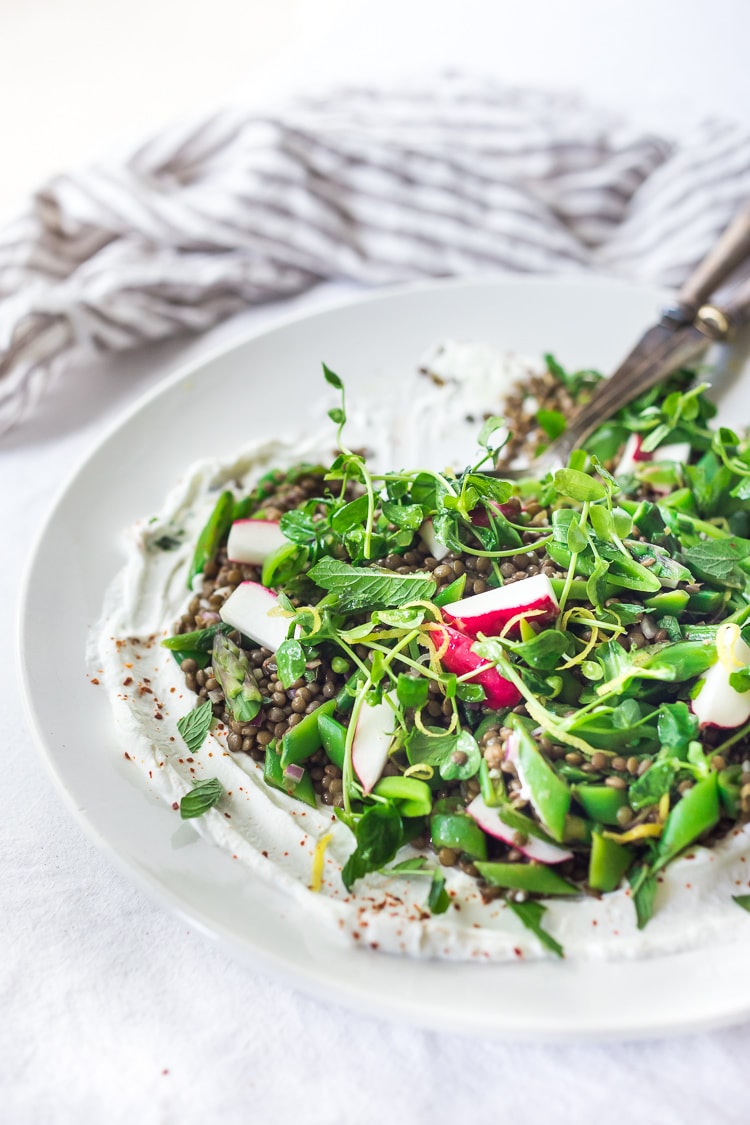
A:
219,581,291,652
651,441,692,464
504,729,530,800
615,433,692,477
466,794,573,864
614,433,650,476
227,519,287,565
441,573,559,639
419,518,451,561
692,622,750,729
352,692,398,793
431,624,520,709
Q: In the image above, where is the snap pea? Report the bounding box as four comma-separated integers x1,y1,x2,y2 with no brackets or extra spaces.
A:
639,640,716,682
479,758,502,806
546,542,662,594
509,717,570,841
718,765,743,818
473,714,502,744
658,487,697,514
161,621,233,652
318,712,347,770
280,699,337,768
563,814,592,845
475,861,579,896
626,541,693,586
433,573,467,607
373,776,432,818
644,589,690,617
655,773,720,869
187,490,234,589
430,812,488,859
589,830,633,892
683,624,719,643
687,589,727,615
334,672,363,715
573,784,629,826
263,744,317,807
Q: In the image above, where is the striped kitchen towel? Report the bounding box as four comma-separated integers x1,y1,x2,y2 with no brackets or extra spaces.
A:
2,72,750,434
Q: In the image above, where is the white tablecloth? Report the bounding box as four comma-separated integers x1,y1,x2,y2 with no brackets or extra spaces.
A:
6,283,750,1125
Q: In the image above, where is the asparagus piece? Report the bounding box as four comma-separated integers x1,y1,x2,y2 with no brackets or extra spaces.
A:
211,634,262,723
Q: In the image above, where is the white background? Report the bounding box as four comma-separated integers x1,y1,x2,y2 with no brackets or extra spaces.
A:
2,0,750,214
5,2,750,1123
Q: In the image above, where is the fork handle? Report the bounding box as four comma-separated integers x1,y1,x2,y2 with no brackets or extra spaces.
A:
666,202,750,322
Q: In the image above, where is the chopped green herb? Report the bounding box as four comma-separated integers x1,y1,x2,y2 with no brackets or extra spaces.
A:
180,778,224,819
176,700,214,755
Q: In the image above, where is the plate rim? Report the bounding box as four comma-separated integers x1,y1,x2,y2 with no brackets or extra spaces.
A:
20,273,750,1042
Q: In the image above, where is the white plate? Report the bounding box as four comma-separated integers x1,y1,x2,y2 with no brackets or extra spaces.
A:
18,276,750,1041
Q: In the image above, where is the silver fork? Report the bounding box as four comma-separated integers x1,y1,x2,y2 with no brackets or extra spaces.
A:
492,203,750,478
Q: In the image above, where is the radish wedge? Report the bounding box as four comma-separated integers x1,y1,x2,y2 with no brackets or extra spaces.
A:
441,573,559,638
616,433,692,477
432,624,520,709
419,518,451,561
651,441,691,464
692,622,750,729
227,519,287,565
466,795,573,864
352,693,398,793
614,433,650,476
219,581,291,652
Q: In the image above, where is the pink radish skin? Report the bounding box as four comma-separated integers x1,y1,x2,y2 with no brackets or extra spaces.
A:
219,581,291,652
615,433,649,475
431,625,520,709
227,519,287,565
352,693,398,793
441,573,559,639
419,519,451,561
466,794,573,864
470,500,521,528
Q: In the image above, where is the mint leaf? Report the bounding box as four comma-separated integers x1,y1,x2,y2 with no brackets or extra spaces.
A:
341,804,404,891
308,557,436,611
681,539,750,590
732,894,750,912
176,700,214,754
508,900,563,958
180,777,224,819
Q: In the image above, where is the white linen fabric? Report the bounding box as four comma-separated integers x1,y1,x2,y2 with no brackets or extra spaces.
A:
2,72,750,433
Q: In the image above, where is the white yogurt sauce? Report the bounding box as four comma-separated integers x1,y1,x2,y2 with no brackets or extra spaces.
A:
88,345,750,961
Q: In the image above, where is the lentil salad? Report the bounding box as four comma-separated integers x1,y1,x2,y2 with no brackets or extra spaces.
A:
160,355,750,957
